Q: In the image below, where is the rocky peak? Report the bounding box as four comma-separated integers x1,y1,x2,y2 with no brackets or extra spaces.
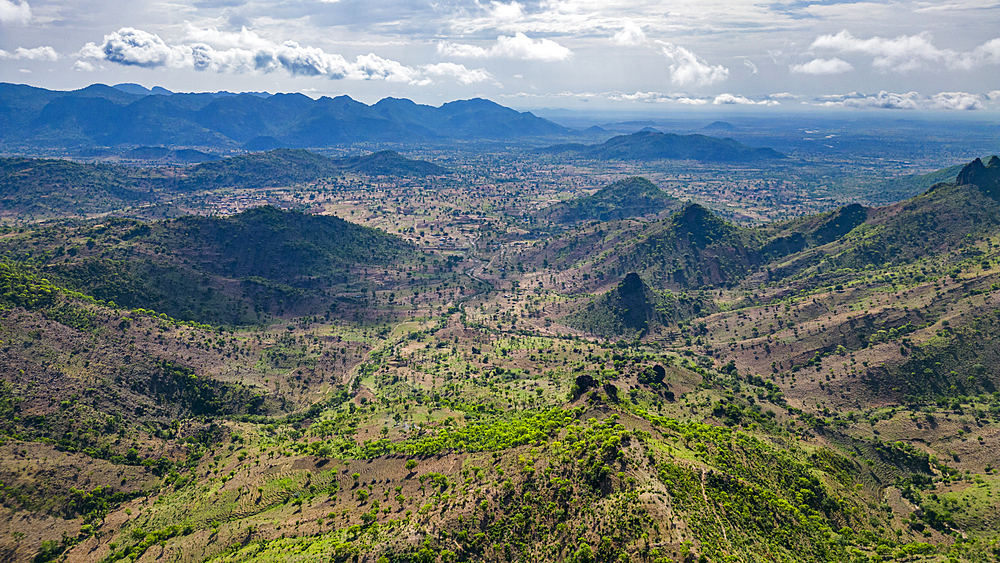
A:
956,155,1000,199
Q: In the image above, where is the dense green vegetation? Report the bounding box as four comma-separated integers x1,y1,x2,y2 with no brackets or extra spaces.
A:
542,130,786,162
538,177,679,223
0,206,439,324
566,272,711,338
0,157,160,217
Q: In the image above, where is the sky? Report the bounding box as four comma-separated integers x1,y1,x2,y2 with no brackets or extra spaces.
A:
1,0,999,112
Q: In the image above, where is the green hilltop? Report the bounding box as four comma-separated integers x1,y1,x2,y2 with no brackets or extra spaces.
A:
538,177,680,223
0,206,435,325
542,130,786,162
179,149,449,190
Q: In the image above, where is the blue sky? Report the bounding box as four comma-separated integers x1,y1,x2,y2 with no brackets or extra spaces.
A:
1,0,999,111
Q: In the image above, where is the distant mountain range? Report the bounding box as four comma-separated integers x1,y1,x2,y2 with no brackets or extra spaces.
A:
0,82,570,149
540,130,786,162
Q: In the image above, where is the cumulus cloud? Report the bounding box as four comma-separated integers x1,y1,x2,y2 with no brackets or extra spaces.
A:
812,90,994,110
951,38,1000,70
769,92,798,100
80,28,190,68
675,97,709,105
0,46,58,61
713,93,779,106
657,42,728,87
815,91,922,109
79,27,476,85
437,32,571,61
72,60,95,72
422,62,497,85
604,91,673,102
810,30,1000,72
488,1,523,21
503,90,717,105
612,21,647,47
0,0,30,25
931,91,984,110
790,57,853,75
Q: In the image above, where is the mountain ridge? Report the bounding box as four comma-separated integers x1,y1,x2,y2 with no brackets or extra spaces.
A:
541,130,786,162
0,83,570,149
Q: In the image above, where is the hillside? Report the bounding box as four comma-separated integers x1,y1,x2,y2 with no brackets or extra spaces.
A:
0,149,447,222
5,156,1000,563
565,272,711,338
122,146,221,164
0,83,570,149
541,130,785,162
0,206,466,325
178,149,449,190
0,157,164,219
537,177,679,223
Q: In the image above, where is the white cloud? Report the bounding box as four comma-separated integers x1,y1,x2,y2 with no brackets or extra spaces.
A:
80,27,437,84
743,59,758,75
183,25,274,51
810,30,1000,72
437,32,571,61
811,90,993,110
605,91,672,102
713,93,779,106
951,38,1000,70
501,90,716,105
769,92,798,100
0,0,30,25
816,91,922,109
675,97,709,105
81,28,192,68
348,53,422,82
612,21,647,47
489,1,524,21
436,42,489,58
72,60,95,72
0,46,58,61
657,42,728,87
790,57,853,75
422,62,497,85
931,91,984,110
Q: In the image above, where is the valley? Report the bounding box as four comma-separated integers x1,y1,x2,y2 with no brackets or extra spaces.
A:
1,95,1000,563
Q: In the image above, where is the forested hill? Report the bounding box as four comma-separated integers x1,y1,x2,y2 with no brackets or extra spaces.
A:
540,130,786,162
0,149,447,219
537,176,680,223
177,149,449,190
